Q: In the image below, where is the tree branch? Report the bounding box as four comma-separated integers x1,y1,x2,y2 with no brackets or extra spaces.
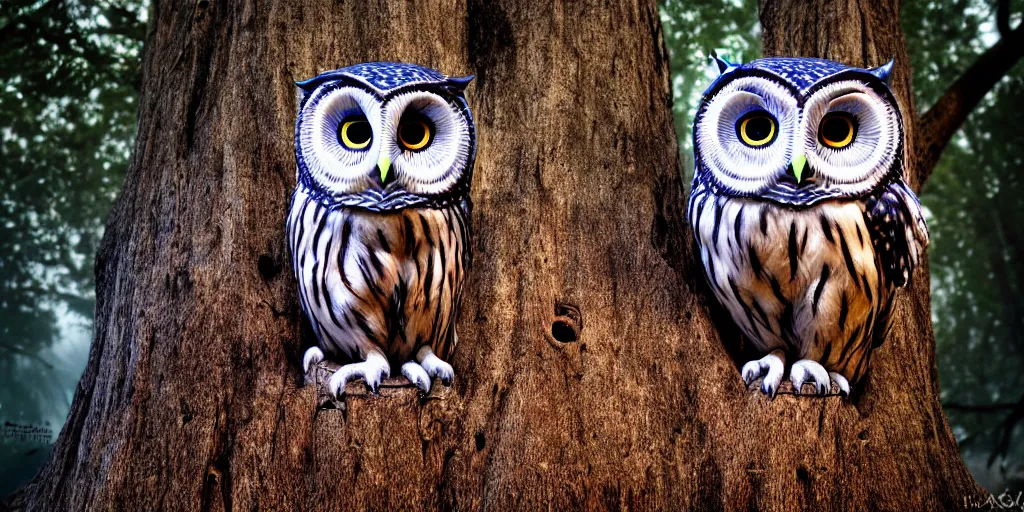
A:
944,394,1024,467
915,10,1024,186
943,401,1018,413
989,394,1024,466
997,0,1012,37
0,0,63,42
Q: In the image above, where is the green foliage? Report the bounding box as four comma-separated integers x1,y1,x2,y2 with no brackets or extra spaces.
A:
0,0,144,352
0,0,145,496
924,74,1024,480
659,0,760,180
904,0,1024,488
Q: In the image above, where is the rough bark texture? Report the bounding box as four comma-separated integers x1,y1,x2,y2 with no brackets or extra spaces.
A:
4,0,983,510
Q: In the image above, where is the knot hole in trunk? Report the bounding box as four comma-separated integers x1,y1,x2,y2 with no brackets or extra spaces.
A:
551,301,583,343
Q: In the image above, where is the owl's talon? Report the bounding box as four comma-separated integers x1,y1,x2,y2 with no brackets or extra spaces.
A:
742,349,785,398
790,359,830,396
326,353,390,399
401,361,432,392
741,361,760,386
303,346,325,374
366,366,389,394
830,372,851,398
417,346,455,387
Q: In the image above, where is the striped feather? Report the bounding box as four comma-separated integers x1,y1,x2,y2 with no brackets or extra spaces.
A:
689,183,897,384
288,187,469,364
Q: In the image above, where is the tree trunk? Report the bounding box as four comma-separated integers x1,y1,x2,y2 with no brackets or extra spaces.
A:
4,0,983,510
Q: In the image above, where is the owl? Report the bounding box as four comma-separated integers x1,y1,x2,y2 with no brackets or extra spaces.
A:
287,62,475,398
688,56,929,398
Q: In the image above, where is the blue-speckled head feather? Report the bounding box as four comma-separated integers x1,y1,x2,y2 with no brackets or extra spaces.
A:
294,62,476,213
703,57,892,97
747,58,851,90
297,62,457,95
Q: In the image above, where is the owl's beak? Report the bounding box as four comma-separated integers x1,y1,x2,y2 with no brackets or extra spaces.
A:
789,153,808,184
377,155,392,185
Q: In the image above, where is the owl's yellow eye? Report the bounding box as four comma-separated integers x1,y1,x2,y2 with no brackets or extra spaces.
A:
737,111,777,147
818,112,856,149
398,117,433,152
339,116,372,150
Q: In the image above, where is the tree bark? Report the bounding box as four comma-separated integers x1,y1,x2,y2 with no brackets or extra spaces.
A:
4,0,983,511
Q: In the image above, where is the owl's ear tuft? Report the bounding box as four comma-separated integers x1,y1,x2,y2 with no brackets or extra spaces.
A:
709,51,737,76
868,59,895,86
446,75,475,92
295,77,319,104
295,76,320,93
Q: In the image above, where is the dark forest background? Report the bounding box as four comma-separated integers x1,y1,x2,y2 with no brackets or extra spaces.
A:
0,0,1021,497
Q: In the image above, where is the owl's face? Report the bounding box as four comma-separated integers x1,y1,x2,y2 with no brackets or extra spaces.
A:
295,63,475,211
693,57,903,207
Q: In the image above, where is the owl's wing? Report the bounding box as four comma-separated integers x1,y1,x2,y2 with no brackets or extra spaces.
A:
459,196,472,225
459,196,473,269
863,180,930,289
863,180,929,349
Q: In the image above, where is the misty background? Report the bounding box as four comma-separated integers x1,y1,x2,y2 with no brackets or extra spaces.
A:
1,0,1021,497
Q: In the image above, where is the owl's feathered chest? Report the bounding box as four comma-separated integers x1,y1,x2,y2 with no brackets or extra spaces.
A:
689,184,893,381
287,187,470,363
